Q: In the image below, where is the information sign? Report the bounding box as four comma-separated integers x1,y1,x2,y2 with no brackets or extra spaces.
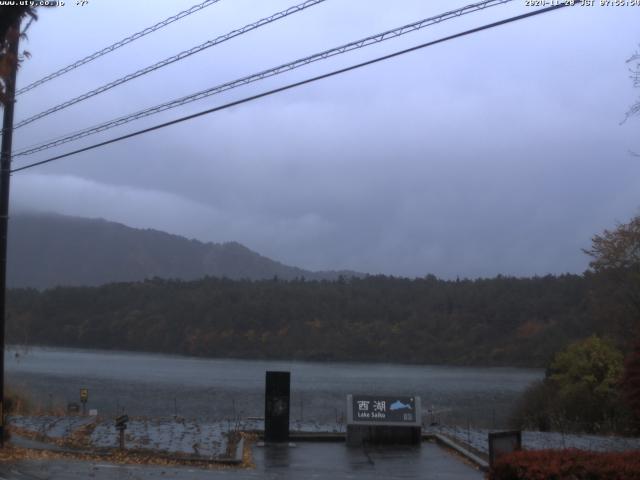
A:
115,414,129,429
346,394,422,446
350,395,418,423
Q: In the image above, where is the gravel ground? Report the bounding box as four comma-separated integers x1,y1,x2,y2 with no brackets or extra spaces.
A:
88,419,226,457
8,415,345,459
12,414,640,461
429,425,640,454
9,415,229,458
9,415,95,438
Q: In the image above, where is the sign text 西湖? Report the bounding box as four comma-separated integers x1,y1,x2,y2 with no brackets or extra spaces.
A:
351,395,416,423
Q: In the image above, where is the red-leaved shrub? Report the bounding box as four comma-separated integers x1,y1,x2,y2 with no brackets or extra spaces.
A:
490,449,640,480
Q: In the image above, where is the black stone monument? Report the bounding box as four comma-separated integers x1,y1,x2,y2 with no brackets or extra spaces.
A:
264,371,290,443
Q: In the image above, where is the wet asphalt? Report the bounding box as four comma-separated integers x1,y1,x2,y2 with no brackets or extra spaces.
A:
0,441,484,479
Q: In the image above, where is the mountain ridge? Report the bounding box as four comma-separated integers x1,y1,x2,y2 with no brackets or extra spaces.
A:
7,212,361,289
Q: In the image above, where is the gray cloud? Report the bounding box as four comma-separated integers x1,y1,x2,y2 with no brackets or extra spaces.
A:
8,0,640,278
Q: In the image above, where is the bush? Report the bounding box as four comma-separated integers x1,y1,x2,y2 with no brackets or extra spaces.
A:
3,386,33,441
490,449,640,480
511,336,632,434
510,380,556,431
622,338,640,424
5,386,32,416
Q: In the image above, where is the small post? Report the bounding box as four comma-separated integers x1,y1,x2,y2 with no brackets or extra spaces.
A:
488,431,522,468
115,414,128,450
80,388,88,415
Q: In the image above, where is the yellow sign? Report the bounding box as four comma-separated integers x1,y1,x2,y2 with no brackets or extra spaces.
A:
80,388,88,402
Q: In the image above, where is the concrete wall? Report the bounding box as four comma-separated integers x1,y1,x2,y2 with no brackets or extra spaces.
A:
346,425,421,447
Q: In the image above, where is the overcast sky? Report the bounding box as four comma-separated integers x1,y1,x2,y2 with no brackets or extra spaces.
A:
8,0,640,278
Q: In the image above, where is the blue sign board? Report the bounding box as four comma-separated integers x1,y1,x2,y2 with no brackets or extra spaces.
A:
348,395,421,425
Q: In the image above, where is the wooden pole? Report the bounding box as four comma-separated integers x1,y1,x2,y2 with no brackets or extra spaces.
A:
0,17,21,448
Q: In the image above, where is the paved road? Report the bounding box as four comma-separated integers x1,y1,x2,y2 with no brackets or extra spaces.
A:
0,442,483,479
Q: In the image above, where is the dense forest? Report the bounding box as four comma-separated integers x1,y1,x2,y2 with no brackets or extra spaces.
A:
5,273,621,367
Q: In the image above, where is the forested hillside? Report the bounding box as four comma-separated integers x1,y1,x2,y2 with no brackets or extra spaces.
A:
6,274,611,367
7,213,359,288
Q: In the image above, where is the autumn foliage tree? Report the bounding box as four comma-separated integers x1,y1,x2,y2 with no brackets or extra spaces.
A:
584,214,640,344
0,6,36,107
548,336,624,429
584,213,640,429
511,336,628,433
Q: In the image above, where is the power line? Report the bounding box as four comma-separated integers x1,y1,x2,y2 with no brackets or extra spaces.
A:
11,2,576,174
16,0,223,96
13,0,327,130
13,0,515,158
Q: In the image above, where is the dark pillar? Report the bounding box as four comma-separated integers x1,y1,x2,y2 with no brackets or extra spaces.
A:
0,17,21,448
264,371,290,443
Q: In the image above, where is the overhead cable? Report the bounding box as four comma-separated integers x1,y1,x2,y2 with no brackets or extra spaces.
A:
13,0,514,157
13,0,327,129
16,0,223,96
11,2,576,174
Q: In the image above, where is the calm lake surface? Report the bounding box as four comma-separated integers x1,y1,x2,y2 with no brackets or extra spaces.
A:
6,347,542,427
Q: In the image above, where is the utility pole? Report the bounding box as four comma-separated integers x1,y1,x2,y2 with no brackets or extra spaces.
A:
0,18,21,447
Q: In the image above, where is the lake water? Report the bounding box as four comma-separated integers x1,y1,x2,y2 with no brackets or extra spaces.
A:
6,346,542,427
